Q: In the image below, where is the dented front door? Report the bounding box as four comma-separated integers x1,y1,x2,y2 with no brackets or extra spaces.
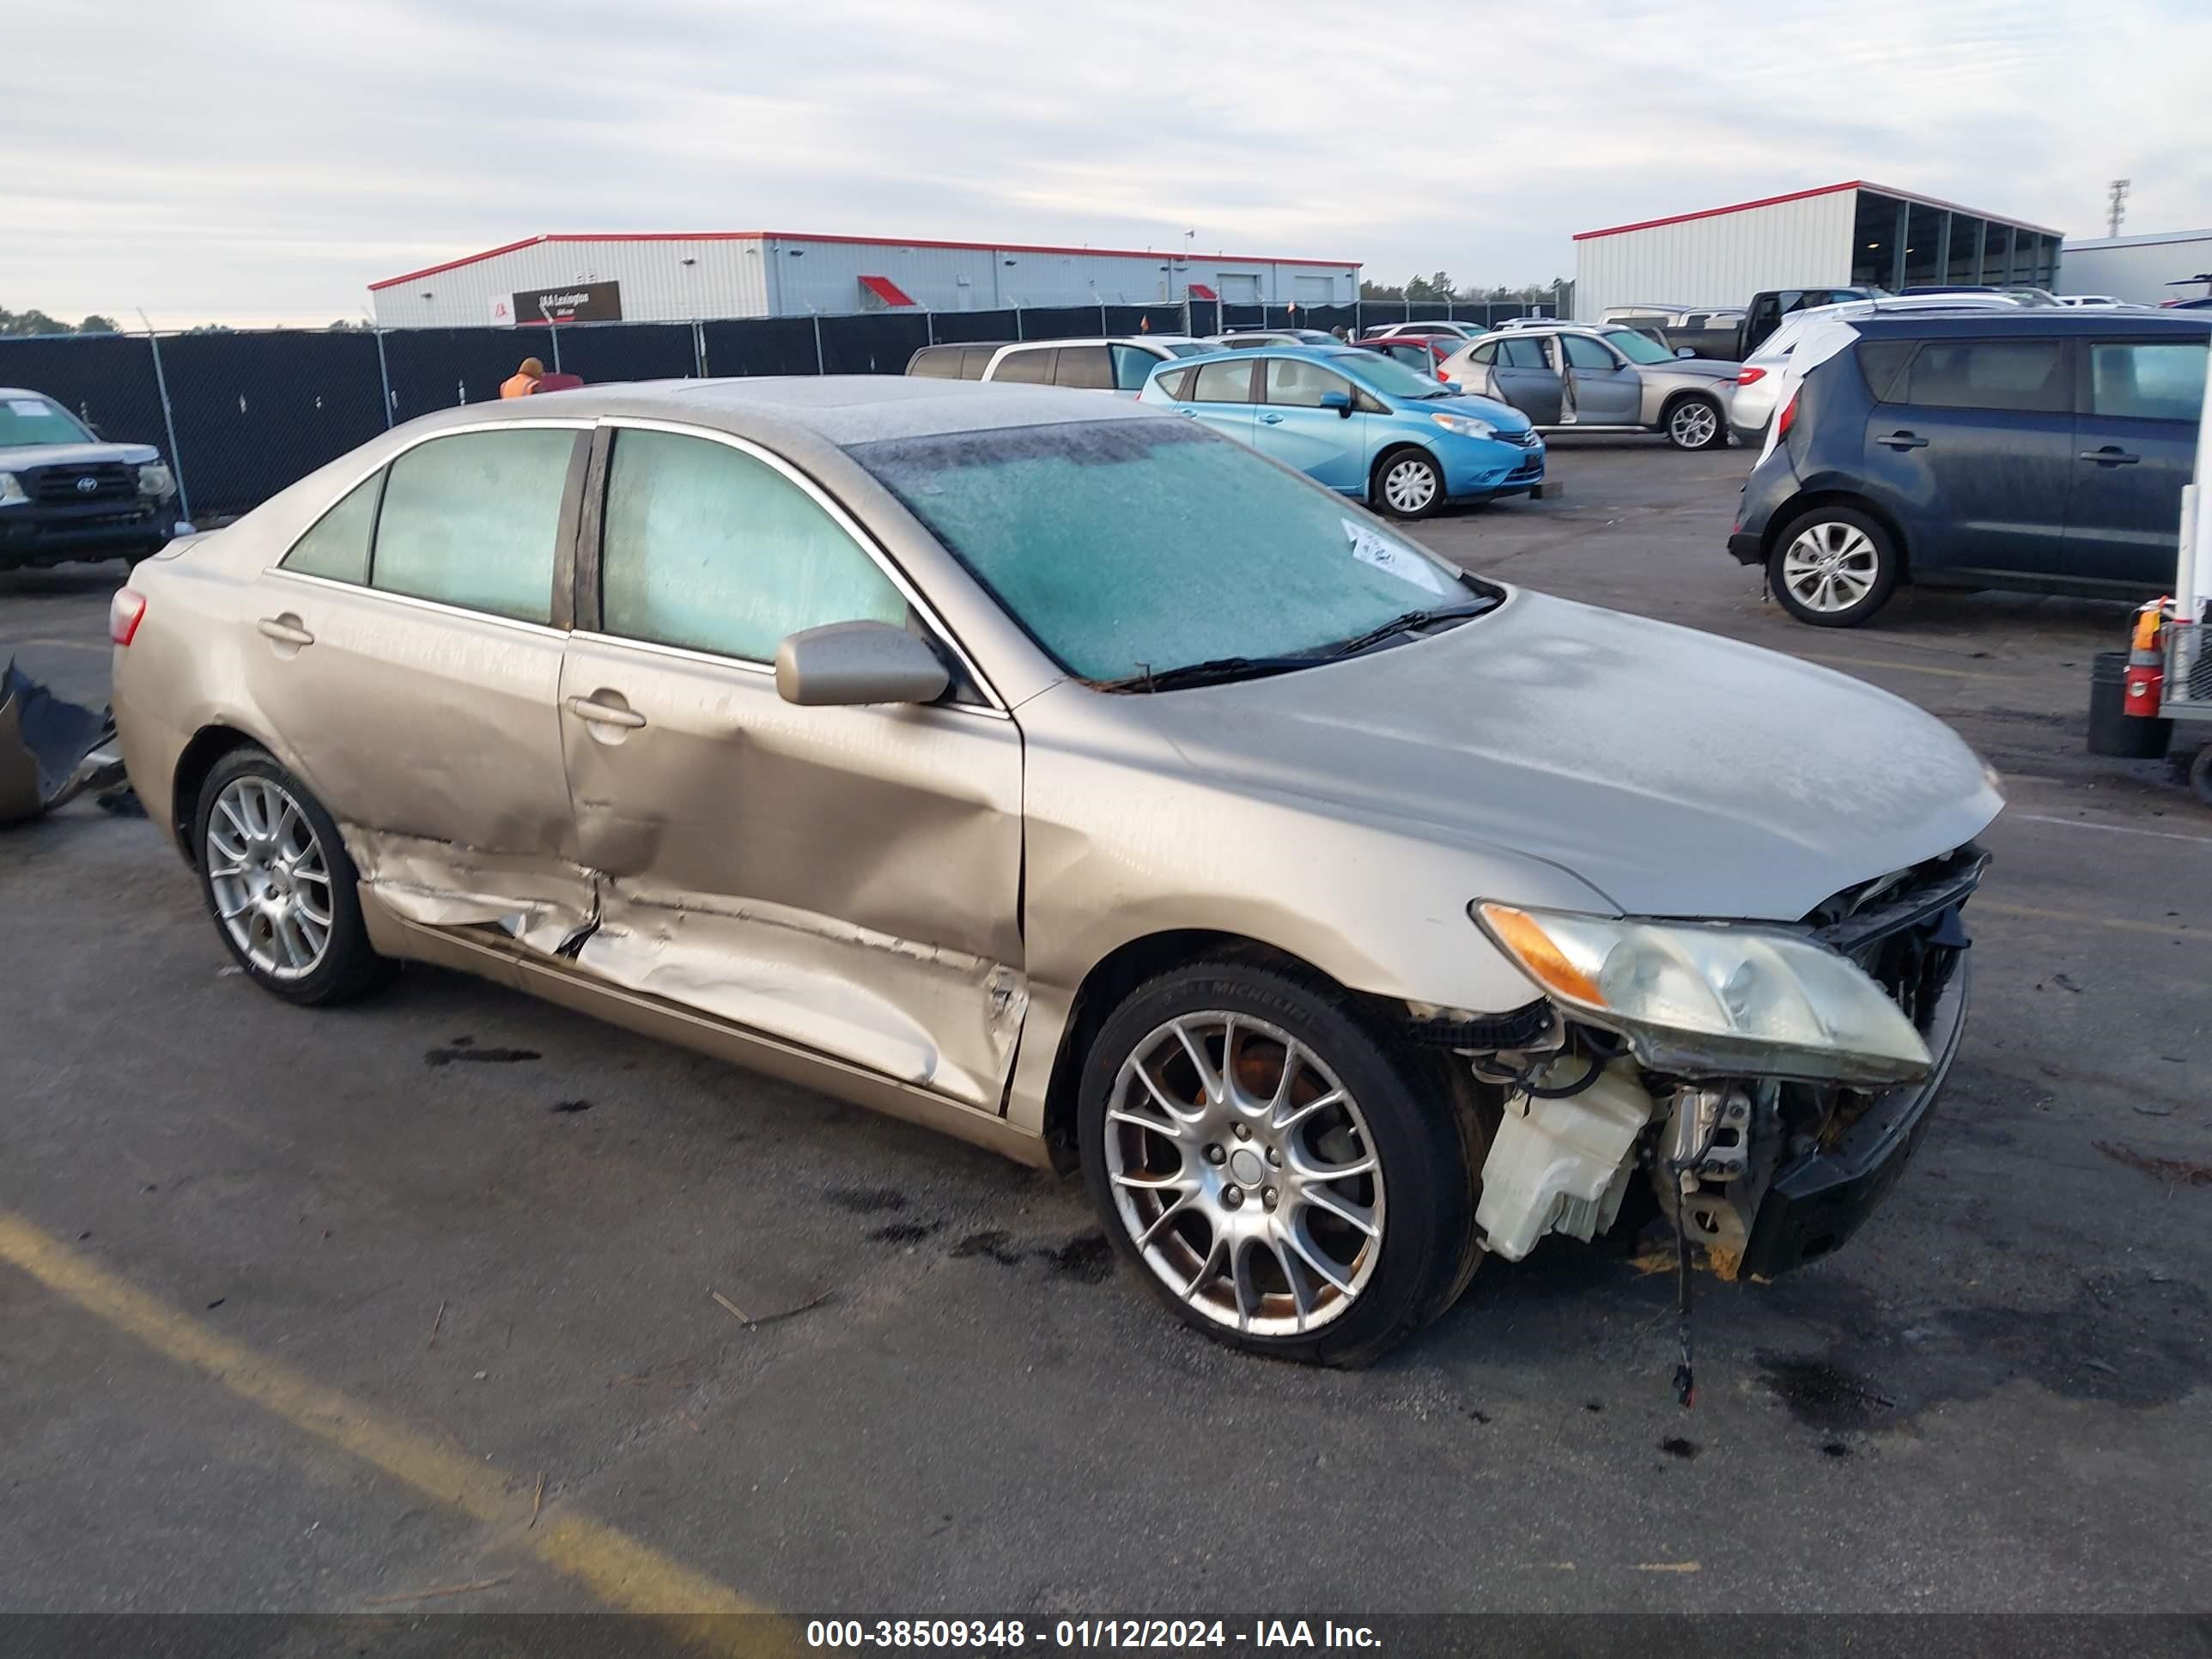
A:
556,423,1026,1110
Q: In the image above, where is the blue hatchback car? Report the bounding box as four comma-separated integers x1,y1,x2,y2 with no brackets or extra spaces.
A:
1137,346,1545,519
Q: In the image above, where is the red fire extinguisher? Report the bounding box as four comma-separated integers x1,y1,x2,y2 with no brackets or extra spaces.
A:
2124,601,2166,715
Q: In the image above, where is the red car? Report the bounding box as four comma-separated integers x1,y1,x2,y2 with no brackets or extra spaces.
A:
1350,335,1455,381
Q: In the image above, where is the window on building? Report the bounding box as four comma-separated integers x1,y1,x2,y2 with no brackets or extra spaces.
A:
1850,191,1902,289
1947,216,1985,286
1902,204,1945,289
600,429,905,663
282,471,382,585
373,429,574,623
1902,341,2069,413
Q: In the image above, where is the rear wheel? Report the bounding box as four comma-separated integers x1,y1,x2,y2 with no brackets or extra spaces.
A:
1374,449,1444,520
1663,395,1724,450
194,747,392,1006
2191,744,2212,811
1768,505,1900,627
1077,959,1483,1366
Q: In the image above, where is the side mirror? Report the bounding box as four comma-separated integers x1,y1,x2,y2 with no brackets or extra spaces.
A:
775,621,950,708
1675,347,1695,359
1320,389,1352,417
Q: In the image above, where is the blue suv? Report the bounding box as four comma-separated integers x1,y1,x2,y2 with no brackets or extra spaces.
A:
1729,311,2209,626
1138,346,1544,519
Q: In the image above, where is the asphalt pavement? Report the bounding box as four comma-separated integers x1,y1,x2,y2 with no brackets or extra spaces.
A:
2,435,2205,1620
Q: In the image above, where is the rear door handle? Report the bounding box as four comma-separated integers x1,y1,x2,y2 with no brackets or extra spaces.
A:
1875,432,1929,450
2079,447,2141,465
564,695,646,729
1259,413,1285,425
255,616,314,647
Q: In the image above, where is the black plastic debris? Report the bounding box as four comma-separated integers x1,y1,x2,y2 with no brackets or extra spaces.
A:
0,658,134,823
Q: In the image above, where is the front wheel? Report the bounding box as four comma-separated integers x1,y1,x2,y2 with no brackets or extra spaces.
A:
1374,449,1444,520
1664,395,1724,450
1077,960,1483,1366
1767,505,1901,627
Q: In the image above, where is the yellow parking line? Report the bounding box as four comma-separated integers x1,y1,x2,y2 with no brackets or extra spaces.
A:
0,1212,781,1646
1796,651,1995,681
1975,899,2205,943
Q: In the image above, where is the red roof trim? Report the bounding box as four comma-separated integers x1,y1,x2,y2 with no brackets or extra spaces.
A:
858,274,917,307
1573,180,2063,242
1187,283,1218,301
372,232,1360,290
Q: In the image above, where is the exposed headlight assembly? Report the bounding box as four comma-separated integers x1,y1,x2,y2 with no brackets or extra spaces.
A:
1431,411,1498,439
0,471,24,506
137,464,175,500
1474,902,1932,1086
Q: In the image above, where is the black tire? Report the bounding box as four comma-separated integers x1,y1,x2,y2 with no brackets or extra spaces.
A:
192,746,393,1006
1662,393,1725,451
2191,744,2212,811
1077,957,1484,1367
1372,447,1445,520
1765,503,1902,628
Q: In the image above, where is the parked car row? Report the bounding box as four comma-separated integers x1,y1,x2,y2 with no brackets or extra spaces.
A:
0,387,187,571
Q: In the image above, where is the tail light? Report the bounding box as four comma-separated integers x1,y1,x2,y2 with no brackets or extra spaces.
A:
1437,370,1449,383
1776,392,1799,441
110,587,147,646
1735,365,1766,386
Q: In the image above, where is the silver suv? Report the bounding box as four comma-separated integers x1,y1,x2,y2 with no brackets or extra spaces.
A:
1443,325,1742,449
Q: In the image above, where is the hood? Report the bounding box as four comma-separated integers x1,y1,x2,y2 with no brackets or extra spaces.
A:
1419,391,1529,431
1,440,162,469
1138,589,2001,921
1656,357,1742,380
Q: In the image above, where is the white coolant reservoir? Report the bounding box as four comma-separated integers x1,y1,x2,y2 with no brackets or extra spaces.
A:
1474,1061,1656,1261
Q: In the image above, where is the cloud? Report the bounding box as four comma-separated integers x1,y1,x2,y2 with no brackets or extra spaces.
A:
5,0,2208,325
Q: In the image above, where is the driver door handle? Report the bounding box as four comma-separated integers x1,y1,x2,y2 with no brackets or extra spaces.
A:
565,695,646,729
1875,431,1929,449
2079,447,2141,465
1260,413,1285,425
255,616,315,647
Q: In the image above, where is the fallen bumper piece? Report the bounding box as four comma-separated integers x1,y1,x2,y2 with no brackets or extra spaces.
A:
0,659,133,824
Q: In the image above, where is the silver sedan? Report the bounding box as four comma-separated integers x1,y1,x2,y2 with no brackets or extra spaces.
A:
1443,325,1742,449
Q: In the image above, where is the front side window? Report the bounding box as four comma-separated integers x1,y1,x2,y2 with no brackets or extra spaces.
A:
992,349,1053,385
1903,341,2067,412
1561,334,1621,371
1190,359,1257,404
853,419,1486,683
0,395,94,448
1600,328,1674,365
1263,358,1353,408
282,471,382,584
1112,343,1160,391
1340,351,1452,400
2089,342,2207,422
600,428,903,663
372,428,574,623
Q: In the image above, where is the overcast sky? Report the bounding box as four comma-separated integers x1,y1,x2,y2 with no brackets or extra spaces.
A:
9,0,2210,328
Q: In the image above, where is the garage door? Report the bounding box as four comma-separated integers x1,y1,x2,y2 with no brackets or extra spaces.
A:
1219,273,1261,302
1295,274,1332,302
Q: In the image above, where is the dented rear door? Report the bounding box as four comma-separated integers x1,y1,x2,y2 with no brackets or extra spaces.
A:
557,422,1025,1110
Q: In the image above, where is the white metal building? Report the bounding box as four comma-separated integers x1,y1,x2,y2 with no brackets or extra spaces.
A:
1571,181,2063,321
368,232,1362,329
2058,228,2212,307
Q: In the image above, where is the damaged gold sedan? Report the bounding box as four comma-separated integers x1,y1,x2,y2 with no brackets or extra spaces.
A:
112,379,2002,1364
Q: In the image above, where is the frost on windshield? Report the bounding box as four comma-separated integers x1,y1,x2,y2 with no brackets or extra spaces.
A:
852,420,1480,681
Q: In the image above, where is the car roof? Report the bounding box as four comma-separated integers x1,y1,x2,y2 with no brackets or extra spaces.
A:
997,336,1207,349
0,386,60,400
1850,310,2212,339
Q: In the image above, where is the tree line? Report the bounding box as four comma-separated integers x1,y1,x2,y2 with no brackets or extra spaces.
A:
1,306,120,337
1358,273,1569,304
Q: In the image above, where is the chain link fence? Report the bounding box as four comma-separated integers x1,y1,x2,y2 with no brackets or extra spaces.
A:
1,296,1560,522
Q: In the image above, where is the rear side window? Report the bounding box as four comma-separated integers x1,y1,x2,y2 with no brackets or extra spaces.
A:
1902,341,2068,413
373,429,574,623
1054,345,1114,391
1499,337,1551,369
2089,342,2207,422
1855,341,1916,403
1466,342,1497,365
907,349,957,379
599,428,903,662
992,349,1053,385
959,347,997,380
1190,359,1258,404
282,471,382,584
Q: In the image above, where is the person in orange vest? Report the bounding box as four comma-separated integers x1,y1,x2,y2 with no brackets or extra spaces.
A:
500,357,544,399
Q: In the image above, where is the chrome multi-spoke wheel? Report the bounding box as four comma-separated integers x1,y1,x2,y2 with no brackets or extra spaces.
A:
1104,1011,1386,1336
1379,454,1441,519
1781,521,1881,614
1667,398,1720,449
204,775,335,980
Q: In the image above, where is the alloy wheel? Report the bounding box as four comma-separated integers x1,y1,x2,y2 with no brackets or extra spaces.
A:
1383,459,1437,514
1780,521,1881,614
205,776,335,980
1669,400,1718,447
1103,1012,1386,1335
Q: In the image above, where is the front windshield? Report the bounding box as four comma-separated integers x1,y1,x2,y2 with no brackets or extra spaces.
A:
1601,328,1676,365
0,394,94,448
1341,351,1450,399
852,418,1487,682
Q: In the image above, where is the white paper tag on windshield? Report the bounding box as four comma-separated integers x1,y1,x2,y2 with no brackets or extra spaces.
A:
1345,519,1448,595
7,399,52,417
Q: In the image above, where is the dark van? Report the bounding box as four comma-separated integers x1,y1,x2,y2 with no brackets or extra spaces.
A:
1728,311,2208,626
